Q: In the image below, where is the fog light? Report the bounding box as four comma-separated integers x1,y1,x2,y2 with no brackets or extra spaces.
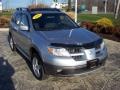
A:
57,69,62,73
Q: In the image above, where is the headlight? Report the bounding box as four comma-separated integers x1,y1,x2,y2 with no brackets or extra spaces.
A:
101,41,105,49
48,47,70,56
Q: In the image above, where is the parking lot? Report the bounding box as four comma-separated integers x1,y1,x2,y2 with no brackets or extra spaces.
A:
0,28,120,90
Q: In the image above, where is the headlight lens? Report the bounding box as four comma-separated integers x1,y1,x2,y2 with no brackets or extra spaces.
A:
48,47,70,56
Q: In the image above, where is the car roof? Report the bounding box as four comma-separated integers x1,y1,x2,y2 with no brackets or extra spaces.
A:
16,8,63,14
30,11,63,14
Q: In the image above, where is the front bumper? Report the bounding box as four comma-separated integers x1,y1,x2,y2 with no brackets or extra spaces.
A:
42,44,108,76
43,56,107,76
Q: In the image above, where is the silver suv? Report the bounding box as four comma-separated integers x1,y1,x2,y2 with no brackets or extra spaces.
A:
8,8,108,80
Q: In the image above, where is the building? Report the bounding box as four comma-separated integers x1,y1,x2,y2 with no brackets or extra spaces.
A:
51,2,61,9
0,0,2,12
50,2,68,9
77,0,115,12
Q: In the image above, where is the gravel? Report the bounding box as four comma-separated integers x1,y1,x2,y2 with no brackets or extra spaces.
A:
0,30,120,90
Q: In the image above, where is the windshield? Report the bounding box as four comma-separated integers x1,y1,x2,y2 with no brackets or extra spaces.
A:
31,13,79,31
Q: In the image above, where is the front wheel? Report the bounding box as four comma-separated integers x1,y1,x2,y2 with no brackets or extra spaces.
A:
32,53,46,80
8,35,16,51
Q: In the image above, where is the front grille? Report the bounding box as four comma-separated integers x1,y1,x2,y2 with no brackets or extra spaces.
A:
66,47,82,54
96,51,100,55
95,44,102,57
66,47,84,61
66,43,102,61
95,44,101,50
96,51,102,57
72,56,84,61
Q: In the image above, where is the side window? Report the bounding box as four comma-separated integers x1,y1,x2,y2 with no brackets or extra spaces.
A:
20,14,29,27
15,13,21,25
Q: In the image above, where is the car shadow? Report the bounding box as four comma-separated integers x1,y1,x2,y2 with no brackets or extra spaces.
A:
0,57,15,90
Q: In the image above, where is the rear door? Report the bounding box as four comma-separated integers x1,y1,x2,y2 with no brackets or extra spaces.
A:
10,12,22,46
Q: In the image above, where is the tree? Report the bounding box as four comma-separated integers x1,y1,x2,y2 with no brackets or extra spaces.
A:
114,0,117,13
28,3,49,9
115,0,120,19
104,0,108,14
68,0,72,11
53,0,58,2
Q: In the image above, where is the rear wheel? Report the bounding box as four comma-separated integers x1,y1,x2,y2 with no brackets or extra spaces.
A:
32,53,46,80
9,35,16,51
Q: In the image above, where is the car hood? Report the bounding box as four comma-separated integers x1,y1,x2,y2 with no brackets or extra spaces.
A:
38,28,102,47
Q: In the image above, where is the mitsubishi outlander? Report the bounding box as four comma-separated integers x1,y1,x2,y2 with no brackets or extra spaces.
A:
8,8,108,80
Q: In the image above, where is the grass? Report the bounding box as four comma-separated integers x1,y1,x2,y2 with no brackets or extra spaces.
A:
0,11,13,18
77,14,120,26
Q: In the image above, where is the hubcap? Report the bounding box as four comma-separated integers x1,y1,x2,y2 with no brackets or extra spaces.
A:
32,57,41,77
10,37,14,49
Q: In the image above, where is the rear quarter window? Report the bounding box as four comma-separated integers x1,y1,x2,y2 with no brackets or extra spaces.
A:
11,14,16,23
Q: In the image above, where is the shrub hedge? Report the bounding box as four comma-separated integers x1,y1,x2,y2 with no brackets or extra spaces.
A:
0,16,10,28
81,21,120,39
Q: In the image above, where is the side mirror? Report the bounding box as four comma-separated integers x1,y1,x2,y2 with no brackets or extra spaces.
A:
77,22,81,26
20,25,29,31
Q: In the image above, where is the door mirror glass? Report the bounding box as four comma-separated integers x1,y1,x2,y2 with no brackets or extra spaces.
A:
20,25,29,31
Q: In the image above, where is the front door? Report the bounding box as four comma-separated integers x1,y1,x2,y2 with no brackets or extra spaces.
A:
17,14,31,56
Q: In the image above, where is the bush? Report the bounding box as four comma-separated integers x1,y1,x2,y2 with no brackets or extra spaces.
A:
96,18,114,28
62,6,68,12
91,18,114,34
0,16,10,28
66,12,75,19
80,21,95,30
114,27,120,38
80,21,119,35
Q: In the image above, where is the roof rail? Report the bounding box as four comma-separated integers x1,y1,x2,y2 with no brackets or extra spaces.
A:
16,8,29,12
30,8,61,12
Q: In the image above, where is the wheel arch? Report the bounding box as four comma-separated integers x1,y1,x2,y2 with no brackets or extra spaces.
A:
8,31,12,40
29,46,43,62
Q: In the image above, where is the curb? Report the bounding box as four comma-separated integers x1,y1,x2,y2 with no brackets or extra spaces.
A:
0,28,9,31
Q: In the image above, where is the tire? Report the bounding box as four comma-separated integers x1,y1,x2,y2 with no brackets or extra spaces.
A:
8,35,16,51
31,53,47,80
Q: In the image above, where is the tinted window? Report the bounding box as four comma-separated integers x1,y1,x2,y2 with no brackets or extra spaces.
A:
31,13,79,31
